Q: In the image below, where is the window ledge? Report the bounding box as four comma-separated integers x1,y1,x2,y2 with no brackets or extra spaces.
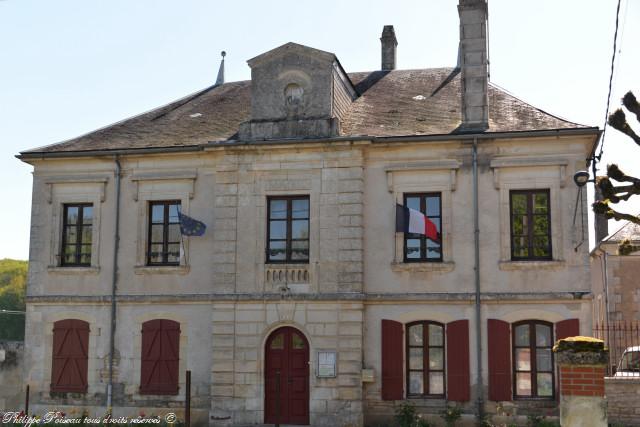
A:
134,265,190,275
391,261,454,273
499,260,565,271
47,266,100,275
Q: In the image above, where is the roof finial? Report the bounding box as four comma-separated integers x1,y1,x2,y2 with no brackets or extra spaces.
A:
215,51,226,86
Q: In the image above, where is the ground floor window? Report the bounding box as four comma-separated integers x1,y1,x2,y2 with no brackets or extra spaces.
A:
513,320,554,398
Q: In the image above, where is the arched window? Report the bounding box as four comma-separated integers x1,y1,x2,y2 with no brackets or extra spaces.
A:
406,321,445,397
140,319,180,395
51,319,89,393
512,320,554,398
284,83,304,107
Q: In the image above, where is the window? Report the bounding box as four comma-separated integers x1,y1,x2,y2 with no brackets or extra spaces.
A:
51,319,89,393
267,196,309,263
406,321,445,397
404,193,442,262
513,321,554,399
140,319,180,395
61,204,93,266
510,190,551,260
147,201,181,266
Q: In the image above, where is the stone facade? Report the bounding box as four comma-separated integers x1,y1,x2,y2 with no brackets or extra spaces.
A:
0,341,24,411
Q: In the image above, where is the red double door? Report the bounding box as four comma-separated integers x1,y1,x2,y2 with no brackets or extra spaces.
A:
265,327,310,425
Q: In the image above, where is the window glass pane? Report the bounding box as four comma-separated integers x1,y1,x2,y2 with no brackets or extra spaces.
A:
408,324,423,345
81,226,92,244
269,200,287,219
406,239,421,259
516,373,532,395
513,237,529,258
409,371,424,395
406,197,420,212
533,215,549,235
409,348,423,370
80,244,91,255
292,333,305,349
168,224,181,243
291,241,309,261
511,194,527,215
536,324,551,347
429,348,443,370
151,204,164,223
80,253,91,265
536,349,552,371
268,241,286,261
512,216,525,235
66,206,79,225
151,224,164,243
516,349,531,371
63,246,75,264
537,373,553,396
429,372,444,395
82,206,93,224
292,220,309,239
270,334,284,349
292,199,309,219
426,240,441,259
515,324,530,346
533,237,550,257
167,244,180,263
168,204,180,223
429,324,443,346
149,244,163,263
533,193,549,213
270,221,286,240
425,196,440,217
65,226,77,244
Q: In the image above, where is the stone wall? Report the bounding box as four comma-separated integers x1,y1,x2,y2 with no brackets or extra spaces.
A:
606,377,640,427
0,341,24,411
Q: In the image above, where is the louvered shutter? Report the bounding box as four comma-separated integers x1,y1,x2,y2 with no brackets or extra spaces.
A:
556,318,579,340
446,320,470,401
488,319,512,401
140,319,180,395
51,319,89,392
381,319,403,400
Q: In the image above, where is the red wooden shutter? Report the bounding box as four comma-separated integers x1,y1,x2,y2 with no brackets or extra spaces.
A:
488,319,511,401
556,318,579,340
446,320,470,402
140,319,180,395
381,319,403,400
51,319,89,392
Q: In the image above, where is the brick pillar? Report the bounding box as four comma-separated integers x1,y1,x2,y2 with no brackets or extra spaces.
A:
554,337,608,427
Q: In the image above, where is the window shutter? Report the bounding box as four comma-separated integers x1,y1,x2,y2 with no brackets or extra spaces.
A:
556,318,579,340
51,319,89,392
488,319,511,401
140,319,180,395
381,319,403,400
446,320,470,402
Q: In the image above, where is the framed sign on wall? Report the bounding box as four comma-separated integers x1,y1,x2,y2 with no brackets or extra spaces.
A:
317,351,337,378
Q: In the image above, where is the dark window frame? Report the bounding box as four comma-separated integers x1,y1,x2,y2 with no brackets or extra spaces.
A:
266,195,310,264
403,193,442,263
61,203,93,267
405,321,446,398
509,189,552,261
147,200,181,266
512,320,555,400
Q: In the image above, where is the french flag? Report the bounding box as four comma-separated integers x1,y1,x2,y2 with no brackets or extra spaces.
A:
395,204,440,243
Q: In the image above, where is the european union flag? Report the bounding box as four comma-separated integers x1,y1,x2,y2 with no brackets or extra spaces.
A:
178,212,207,236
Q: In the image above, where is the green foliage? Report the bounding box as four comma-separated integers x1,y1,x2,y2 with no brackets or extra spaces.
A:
440,405,462,427
526,414,559,427
0,258,28,340
394,401,432,427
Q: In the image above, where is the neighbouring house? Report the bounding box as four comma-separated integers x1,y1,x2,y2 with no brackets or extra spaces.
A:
17,1,600,426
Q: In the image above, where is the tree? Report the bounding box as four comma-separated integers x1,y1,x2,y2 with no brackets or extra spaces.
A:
0,259,27,340
593,91,640,255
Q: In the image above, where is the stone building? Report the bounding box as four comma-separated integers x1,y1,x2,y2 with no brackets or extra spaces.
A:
18,1,599,425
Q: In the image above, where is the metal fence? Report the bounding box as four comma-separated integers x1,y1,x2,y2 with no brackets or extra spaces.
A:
593,321,640,376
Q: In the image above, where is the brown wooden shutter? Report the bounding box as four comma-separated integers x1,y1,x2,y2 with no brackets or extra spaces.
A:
51,319,89,393
140,319,180,395
381,319,403,400
488,319,511,401
446,320,470,401
556,318,579,340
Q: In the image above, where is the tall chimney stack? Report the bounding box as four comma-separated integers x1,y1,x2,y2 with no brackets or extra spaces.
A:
380,25,397,70
458,0,489,130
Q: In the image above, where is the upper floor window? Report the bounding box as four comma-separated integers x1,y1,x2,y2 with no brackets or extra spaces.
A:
512,320,554,399
404,193,442,262
61,204,93,266
148,201,181,266
406,321,445,397
267,196,309,263
510,190,551,260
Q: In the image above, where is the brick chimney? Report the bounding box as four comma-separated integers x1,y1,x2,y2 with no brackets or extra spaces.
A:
380,25,397,70
458,0,489,130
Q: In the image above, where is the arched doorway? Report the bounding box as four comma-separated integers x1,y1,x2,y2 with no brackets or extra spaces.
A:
264,326,310,425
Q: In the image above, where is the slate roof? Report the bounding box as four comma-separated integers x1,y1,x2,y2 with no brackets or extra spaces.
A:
21,67,592,155
605,221,640,243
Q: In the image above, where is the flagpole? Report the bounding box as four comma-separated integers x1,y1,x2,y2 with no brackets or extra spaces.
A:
177,206,188,266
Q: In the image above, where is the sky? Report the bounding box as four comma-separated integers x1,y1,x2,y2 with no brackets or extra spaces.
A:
0,0,638,260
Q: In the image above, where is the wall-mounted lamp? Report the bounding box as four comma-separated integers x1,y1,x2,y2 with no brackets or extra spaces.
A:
573,170,591,187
